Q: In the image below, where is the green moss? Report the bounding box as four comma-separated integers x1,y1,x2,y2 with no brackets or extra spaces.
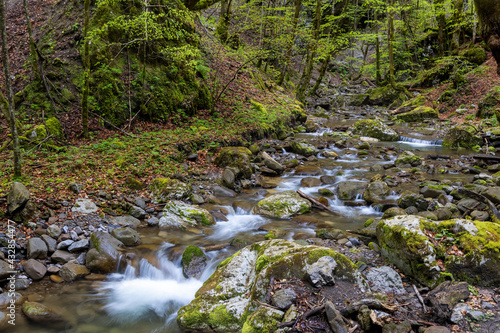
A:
208,305,241,329
217,250,241,268
45,117,64,138
364,219,374,227
396,106,439,122
251,100,267,114
182,246,204,266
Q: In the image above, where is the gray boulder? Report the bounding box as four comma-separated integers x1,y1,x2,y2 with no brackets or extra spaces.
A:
221,168,236,189
51,250,75,264
129,206,148,219
110,215,141,227
363,182,390,204
337,181,368,200
181,246,207,279
214,147,253,179
290,141,319,157
364,266,406,294
150,177,192,203
307,256,337,287
159,201,215,229
23,259,47,280
271,288,296,310
46,225,62,238
59,262,90,281
71,198,98,214
253,191,311,219
85,231,124,273
111,227,141,246
349,119,399,141
7,182,30,214
262,152,285,174
28,238,48,259
68,239,89,252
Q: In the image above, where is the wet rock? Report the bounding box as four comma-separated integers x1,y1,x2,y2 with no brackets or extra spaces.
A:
457,198,485,212
396,106,438,122
22,301,69,328
262,152,285,174
129,205,148,219
398,191,428,210
436,208,453,220
86,231,124,273
159,201,215,228
45,225,61,239
364,266,405,294
7,182,30,214
307,256,337,287
300,177,321,187
23,259,47,280
291,141,319,157
51,250,76,264
150,177,192,203
382,207,407,219
337,181,368,200
316,228,345,240
363,182,390,204
212,185,237,197
50,275,63,283
325,301,348,333
482,187,500,204
295,165,322,175
111,227,141,246
349,119,399,141
427,281,470,320
271,288,296,310
71,198,98,214
182,246,207,279
147,216,159,226
68,239,89,252
417,211,438,220
177,240,367,333
214,147,253,179
59,262,90,281
253,191,311,219
264,229,288,240
421,186,445,198
232,201,254,214
27,238,48,259
443,125,482,148
319,188,334,196
110,215,141,227
395,151,422,167
320,175,336,184
221,168,236,189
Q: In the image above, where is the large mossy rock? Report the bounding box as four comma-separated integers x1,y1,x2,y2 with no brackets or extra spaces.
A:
337,181,368,200
376,215,500,288
367,86,400,105
290,141,319,157
215,147,253,179
395,151,423,167
177,239,367,333
159,200,215,228
253,191,311,219
85,231,124,273
150,178,192,203
331,93,368,107
396,106,439,122
22,301,70,328
442,125,482,148
363,181,390,204
349,119,399,141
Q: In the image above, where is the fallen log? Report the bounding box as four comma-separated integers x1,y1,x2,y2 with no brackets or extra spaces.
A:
297,190,342,215
472,154,500,162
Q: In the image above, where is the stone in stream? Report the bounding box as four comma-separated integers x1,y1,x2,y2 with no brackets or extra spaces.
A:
23,259,47,280
85,231,124,273
320,175,336,184
398,191,429,210
22,301,70,328
177,240,367,333
159,200,215,229
337,181,368,200
295,165,322,176
261,151,285,174
212,185,237,197
7,182,30,214
59,262,90,281
300,177,321,187
377,215,500,287
442,125,483,148
253,191,311,219
111,227,141,246
181,246,207,279
349,119,399,141
150,177,192,202
27,238,48,259
221,167,236,189
214,147,253,179
395,151,422,167
71,198,98,214
396,106,438,122
290,141,319,157
482,186,500,204
363,181,390,204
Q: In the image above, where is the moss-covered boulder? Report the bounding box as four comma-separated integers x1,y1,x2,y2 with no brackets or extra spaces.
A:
159,200,215,228
442,125,482,148
86,231,125,273
367,85,400,105
377,215,500,288
396,106,438,122
462,46,487,66
290,141,318,157
215,147,253,179
349,119,399,141
337,181,368,200
150,178,192,203
45,117,64,138
363,181,390,204
177,239,367,333
253,191,311,219
22,302,70,328
182,246,208,279
395,151,422,167
331,93,368,107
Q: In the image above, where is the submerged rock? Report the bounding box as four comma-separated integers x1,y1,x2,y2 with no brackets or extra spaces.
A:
22,302,69,328
337,181,368,200
253,191,311,219
377,215,500,287
177,239,367,333
349,119,399,141
159,200,215,228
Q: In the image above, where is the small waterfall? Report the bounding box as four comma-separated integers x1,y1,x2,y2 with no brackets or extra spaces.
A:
208,207,267,241
398,136,443,146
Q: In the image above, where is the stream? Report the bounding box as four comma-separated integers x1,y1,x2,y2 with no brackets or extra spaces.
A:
7,107,475,333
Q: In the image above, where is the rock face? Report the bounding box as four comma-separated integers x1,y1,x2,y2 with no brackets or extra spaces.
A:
376,215,500,287
214,147,253,179
396,106,439,122
85,231,124,273
150,178,192,202
253,191,311,219
159,201,215,228
177,240,367,333
349,119,399,141
7,182,30,214
442,125,482,148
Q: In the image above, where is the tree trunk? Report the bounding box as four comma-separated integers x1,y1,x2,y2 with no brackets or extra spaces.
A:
388,0,395,77
296,0,321,102
216,0,232,43
22,0,40,81
0,0,21,177
309,54,330,96
435,0,446,57
81,0,90,138
451,0,464,55
277,0,301,86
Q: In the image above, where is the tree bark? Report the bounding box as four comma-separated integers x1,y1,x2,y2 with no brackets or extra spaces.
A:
0,0,22,177
82,0,90,138
277,0,301,86
451,0,464,55
216,0,232,43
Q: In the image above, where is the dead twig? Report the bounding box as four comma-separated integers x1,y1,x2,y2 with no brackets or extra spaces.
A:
297,190,342,215
252,300,281,310
412,284,427,313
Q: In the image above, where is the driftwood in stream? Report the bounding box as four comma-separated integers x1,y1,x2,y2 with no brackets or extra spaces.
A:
297,190,342,215
472,154,500,162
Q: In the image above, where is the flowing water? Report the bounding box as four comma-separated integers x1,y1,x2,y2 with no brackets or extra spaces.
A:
7,108,474,333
